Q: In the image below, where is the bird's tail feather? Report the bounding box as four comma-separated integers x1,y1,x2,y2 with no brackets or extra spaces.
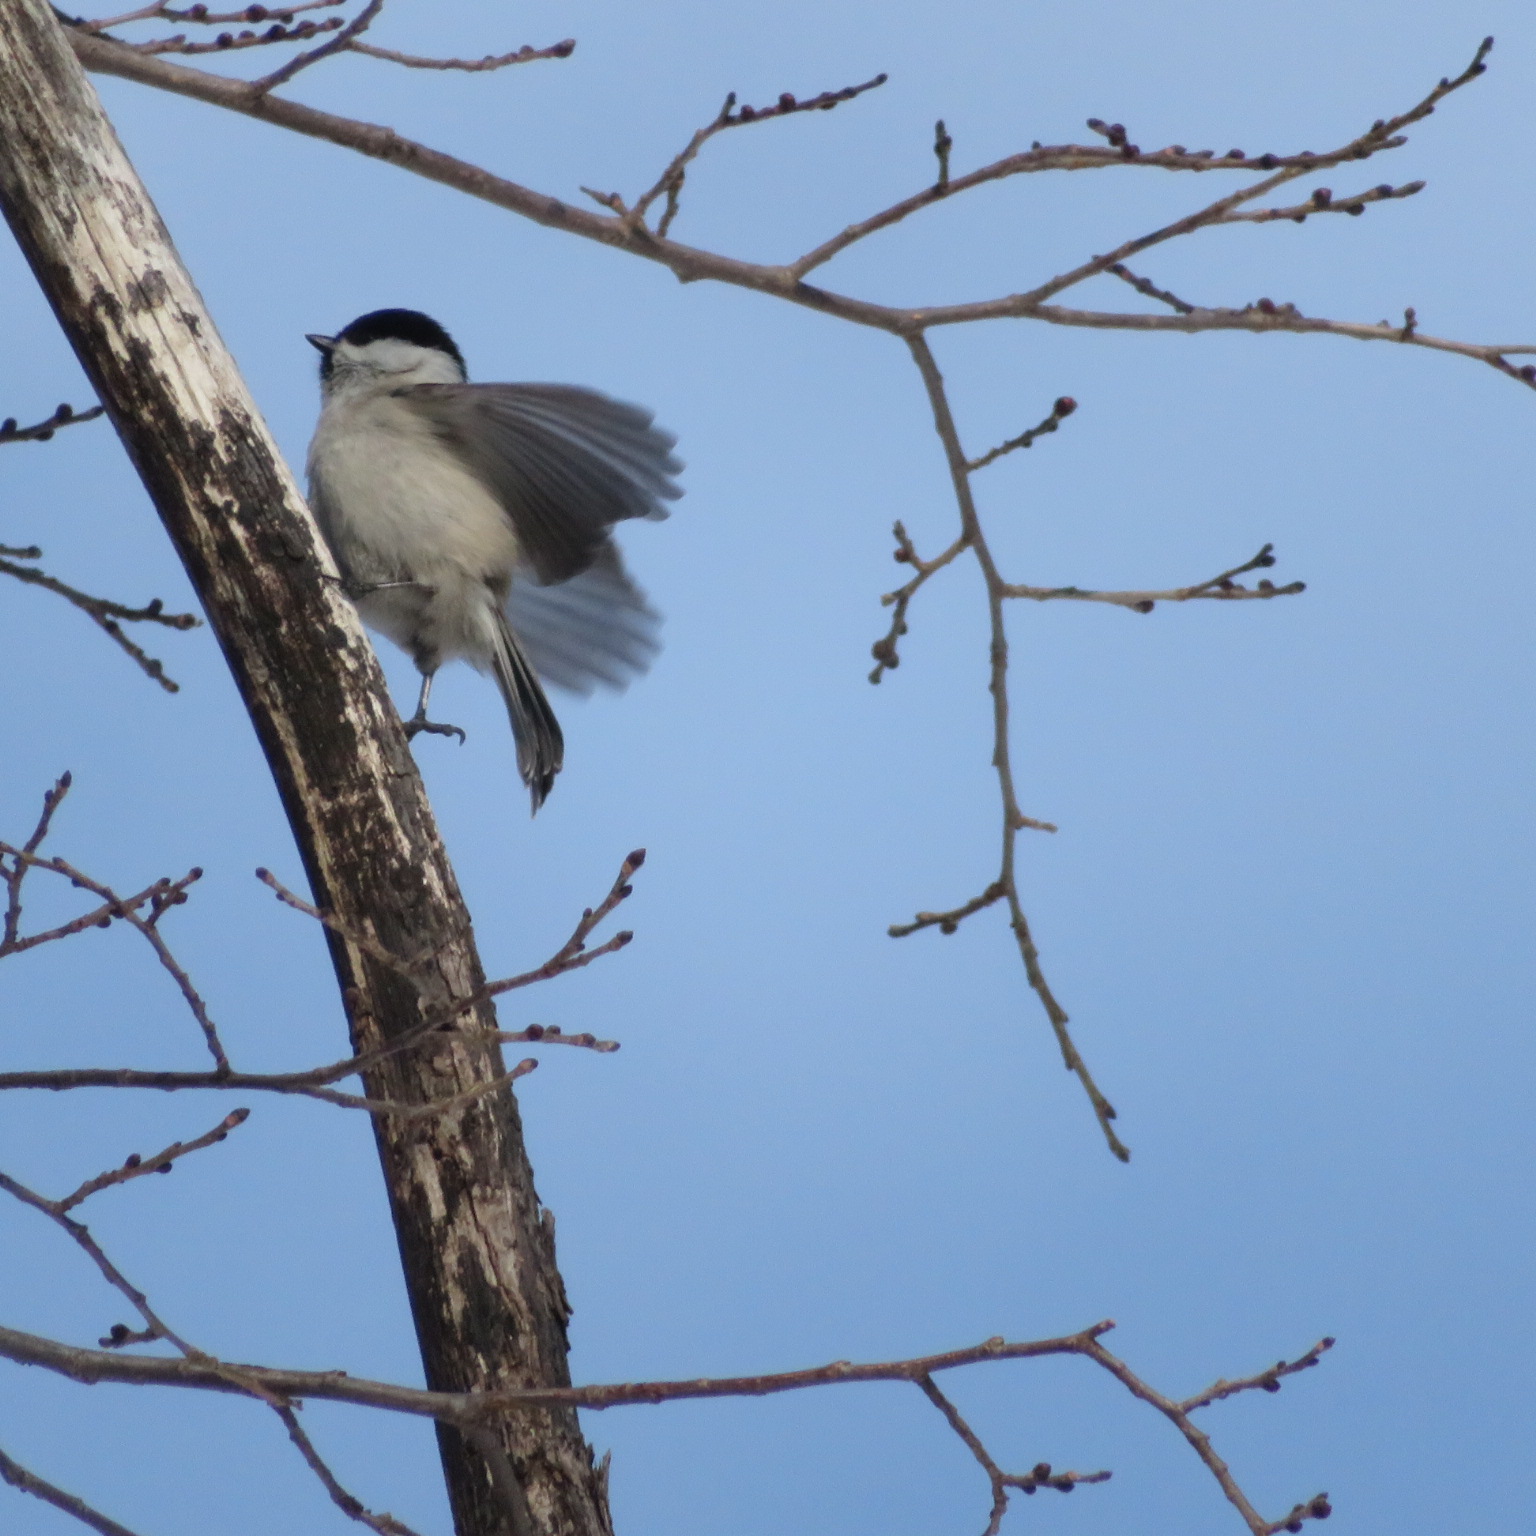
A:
489,611,564,812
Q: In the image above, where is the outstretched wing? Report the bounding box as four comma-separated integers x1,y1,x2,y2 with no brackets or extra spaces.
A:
504,544,661,695
399,382,683,585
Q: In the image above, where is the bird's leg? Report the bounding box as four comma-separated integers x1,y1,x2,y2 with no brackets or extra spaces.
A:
341,576,430,600
403,671,467,744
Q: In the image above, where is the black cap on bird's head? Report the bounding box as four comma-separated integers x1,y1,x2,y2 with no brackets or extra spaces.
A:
306,308,466,382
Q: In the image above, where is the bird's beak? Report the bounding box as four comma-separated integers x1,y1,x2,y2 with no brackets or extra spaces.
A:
306,333,336,355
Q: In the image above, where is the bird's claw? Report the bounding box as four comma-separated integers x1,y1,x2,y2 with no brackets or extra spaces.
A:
404,715,467,745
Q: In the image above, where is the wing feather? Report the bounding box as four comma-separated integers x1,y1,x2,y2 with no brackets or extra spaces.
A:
399,382,683,584
504,545,660,695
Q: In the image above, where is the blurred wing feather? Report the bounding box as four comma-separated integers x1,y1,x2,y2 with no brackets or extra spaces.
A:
504,545,661,696
400,382,683,584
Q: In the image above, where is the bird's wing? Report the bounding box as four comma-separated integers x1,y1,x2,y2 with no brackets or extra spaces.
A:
398,382,683,584
504,543,661,695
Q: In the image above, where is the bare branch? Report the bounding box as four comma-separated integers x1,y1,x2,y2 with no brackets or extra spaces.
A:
1,816,620,1115
0,1058,541,1116
127,17,344,58
258,848,641,1008
0,544,200,691
56,1109,249,1211
1076,1330,1331,1535
628,72,888,234
0,400,104,443
867,523,968,683
63,29,1534,394
1106,262,1196,312
0,1167,192,1353
1,841,226,1070
791,38,1491,281
0,1317,1333,1532
915,1373,1109,1536
889,881,1008,940
882,360,1294,1160
0,864,201,957
2,772,71,951
1180,1337,1336,1414
967,395,1077,473
1216,178,1424,223
931,119,952,189
247,0,380,94
273,1402,428,1536
0,1445,144,1536
903,336,1130,1160
1039,38,1490,303
930,297,1536,380
1,1137,434,1532
1002,543,1307,613
81,1,344,34
348,36,574,74
81,2,568,70
255,865,446,976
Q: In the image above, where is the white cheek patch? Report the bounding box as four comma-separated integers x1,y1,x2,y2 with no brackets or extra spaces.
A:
335,337,465,385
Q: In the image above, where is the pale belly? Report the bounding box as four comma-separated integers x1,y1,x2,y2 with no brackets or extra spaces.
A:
309,392,520,672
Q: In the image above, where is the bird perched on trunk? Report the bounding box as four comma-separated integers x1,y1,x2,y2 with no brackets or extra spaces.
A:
305,308,682,811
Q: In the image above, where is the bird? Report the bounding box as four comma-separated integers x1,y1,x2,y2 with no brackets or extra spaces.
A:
304,308,682,811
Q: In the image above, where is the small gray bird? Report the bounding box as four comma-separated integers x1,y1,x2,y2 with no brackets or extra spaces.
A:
305,309,682,810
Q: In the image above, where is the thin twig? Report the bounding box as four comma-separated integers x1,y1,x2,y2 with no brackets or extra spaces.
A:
348,37,573,73
81,1,343,33
627,73,888,234
889,881,1008,939
1107,262,1196,313
1077,1331,1329,1535
787,38,1491,282
966,396,1077,473
56,1110,249,1212
0,1445,144,1536
2,772,72,952
0,1158,433,1531
2,844,226,1070
1,808,622,1114
0,1059,540,1116
247,0,380,93
1002,543,1306,613
1217,178,1424,224
0,857,202,959
255,866,445,975
932,119,952,190
258,848,641,1010
127,18,344,57
915,1373,1109,1536
0,548,199,691
0,402,104,443
0,1168,192,1353
903,335,1130,1159
868,523,969,683
1180,1338,1336,1414
272,1402,428,1536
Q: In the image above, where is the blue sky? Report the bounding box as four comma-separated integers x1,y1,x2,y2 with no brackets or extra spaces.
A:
2,3,1533,1533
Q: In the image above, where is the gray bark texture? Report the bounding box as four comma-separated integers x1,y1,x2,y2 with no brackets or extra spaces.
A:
0,5,613,1533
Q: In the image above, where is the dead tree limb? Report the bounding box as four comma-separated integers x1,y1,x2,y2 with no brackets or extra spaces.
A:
0,4,609,1532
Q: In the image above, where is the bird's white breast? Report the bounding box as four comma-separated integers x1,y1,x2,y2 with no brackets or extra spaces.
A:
307,386,520,668
308,388,518,586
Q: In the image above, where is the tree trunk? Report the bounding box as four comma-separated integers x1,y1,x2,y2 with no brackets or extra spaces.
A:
0,6,612,1533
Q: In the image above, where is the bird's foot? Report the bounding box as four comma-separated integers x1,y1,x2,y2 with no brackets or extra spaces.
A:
404,714,467,745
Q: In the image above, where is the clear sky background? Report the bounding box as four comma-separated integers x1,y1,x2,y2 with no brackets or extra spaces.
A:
2,3,1533,1533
